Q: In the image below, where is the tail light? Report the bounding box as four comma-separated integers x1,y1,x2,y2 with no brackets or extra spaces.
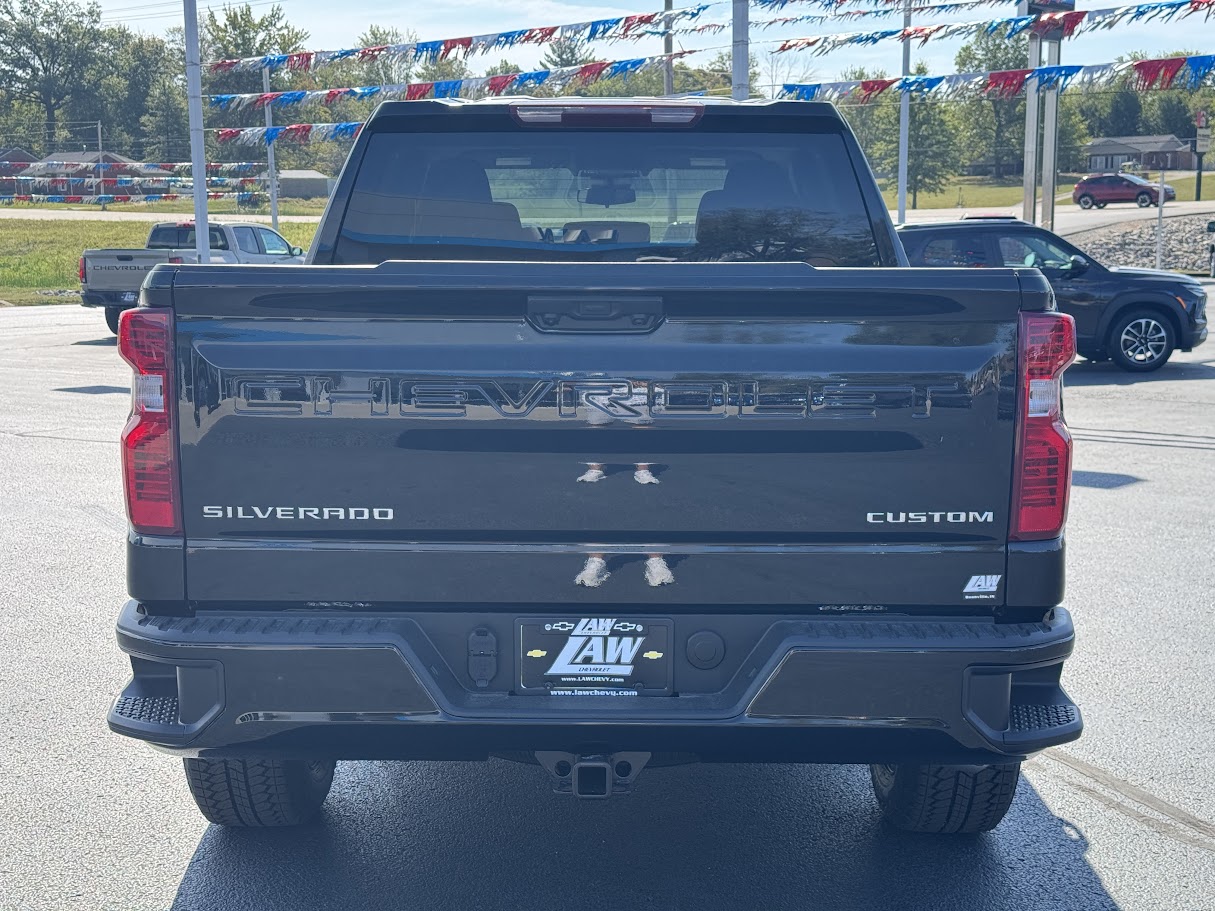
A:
78,256,85,284
118,308,180,535
1011,311,1076,541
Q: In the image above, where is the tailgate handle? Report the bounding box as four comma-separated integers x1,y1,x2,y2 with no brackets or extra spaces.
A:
116,254,134,262
527,296,663,333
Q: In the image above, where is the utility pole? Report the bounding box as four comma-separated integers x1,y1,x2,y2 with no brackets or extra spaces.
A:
184,0,210,262
263,67,280,229
896,0,911,224
731,0,748,101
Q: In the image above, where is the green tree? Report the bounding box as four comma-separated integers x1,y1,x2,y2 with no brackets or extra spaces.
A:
0,0,108,146
954,26,1028,179
139,77,189,161
540,37,593,71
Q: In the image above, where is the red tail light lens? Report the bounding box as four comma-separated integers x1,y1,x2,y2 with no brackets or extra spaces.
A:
78,257,85,284
1011,312,1076,541
118,309,180,535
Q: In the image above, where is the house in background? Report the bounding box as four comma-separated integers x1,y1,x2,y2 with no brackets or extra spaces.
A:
18,152,174,195
0,147,37,194
262,168,332,199
1083,135,1194,172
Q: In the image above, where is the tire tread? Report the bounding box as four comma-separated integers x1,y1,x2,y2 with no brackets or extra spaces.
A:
871,762,1019,834
183,758,335,827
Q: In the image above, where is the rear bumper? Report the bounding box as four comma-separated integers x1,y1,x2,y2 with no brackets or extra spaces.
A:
80,291,136,308
110,601,1081,764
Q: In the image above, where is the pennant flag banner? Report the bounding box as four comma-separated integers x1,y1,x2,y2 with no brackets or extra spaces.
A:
778,54,1213,102
8,160,265,174
208,52,695,111
207,4,712,73
0,192,264,205
774,0,1215,56
3,174,267,187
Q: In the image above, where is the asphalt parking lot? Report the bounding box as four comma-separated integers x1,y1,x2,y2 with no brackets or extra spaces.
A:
1,303,1213,911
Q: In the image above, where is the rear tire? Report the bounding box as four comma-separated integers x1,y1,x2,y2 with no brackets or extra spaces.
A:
183,757,336,827
1136,191,1153,208
1109,309,1175,372
1076,194,1095,210
104,307,121,334
869,762,1020,833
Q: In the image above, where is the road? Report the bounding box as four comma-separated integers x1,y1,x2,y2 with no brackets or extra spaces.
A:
2,197,1213,237
1,305,1213,911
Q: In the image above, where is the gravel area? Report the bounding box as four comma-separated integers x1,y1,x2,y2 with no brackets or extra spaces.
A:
1070,212,1215,274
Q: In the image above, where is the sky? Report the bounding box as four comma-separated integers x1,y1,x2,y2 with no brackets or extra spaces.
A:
94,0,1208,93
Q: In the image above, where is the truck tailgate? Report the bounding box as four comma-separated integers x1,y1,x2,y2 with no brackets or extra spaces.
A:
164,262,1031,609
84,249,171,293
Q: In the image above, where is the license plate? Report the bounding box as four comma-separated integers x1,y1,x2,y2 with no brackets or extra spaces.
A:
121,292,137,303
519,618,672,695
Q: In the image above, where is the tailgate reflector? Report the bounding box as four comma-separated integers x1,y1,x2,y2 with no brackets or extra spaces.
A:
1011,311,1076,542
118,309,180,535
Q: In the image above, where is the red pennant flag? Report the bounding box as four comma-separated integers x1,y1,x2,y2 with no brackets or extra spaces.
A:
778,36,820,52
577,61,612,85
283,124,313,142
901,24,943,46
114,195,130,203
163,194,179,201
253,93,278,108
1131,57,1187,91
324,89,346,105
441,37,472,59
358,45,387,60
209,59,238,73
857,78,898,103
522,26,557,44
216,129,242,144
621,13,658,36
985,69,1032,98
485,73,518,95
65,195,82,203
406,82,434,101
287,52,314,70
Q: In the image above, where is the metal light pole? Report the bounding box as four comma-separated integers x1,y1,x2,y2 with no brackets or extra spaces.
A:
1021,31,1042,223
896,0,911,224
1040,39,1060,230
663,0,674,96
731,0,748,101
1155,166,1166,270
184,0,210,262
96,120,105,210
263,67,280,229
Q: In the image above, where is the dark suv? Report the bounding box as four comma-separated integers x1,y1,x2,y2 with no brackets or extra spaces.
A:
899,218,1207,370
1072,173,1175,209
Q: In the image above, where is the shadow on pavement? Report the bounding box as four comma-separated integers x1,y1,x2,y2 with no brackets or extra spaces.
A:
1072,470,1142,489
54,385,128,395
72,336,116,347
170,760,1119,911
1065,357,1215,387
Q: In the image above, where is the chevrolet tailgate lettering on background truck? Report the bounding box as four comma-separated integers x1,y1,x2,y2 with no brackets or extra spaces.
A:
108,98,1080,835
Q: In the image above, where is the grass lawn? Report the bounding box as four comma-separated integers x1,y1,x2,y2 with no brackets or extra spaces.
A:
878,175,1085,211
0,218,319,306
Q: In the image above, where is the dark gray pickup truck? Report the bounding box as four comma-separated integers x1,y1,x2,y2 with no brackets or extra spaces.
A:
109,98,1081,834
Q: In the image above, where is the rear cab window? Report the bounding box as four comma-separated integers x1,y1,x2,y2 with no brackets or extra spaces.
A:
147,226,229,251
331,109,885,267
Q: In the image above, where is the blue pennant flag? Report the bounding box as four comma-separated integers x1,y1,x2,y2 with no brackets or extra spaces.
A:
434,80,464,98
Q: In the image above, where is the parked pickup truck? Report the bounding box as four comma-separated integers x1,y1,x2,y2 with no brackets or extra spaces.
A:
109,98,1082,835
80,221,304,332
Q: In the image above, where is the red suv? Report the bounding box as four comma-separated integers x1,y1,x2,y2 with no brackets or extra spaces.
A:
1073,173,1176,209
